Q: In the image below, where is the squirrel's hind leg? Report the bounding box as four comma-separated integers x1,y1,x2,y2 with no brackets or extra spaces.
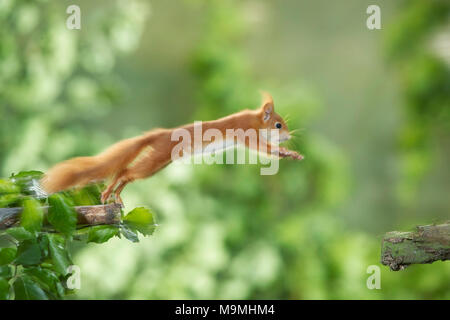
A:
102,152,172,205
101,174,122,204
113,178,132,205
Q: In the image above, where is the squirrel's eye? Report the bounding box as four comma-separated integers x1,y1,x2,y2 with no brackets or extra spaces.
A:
275,122,282,129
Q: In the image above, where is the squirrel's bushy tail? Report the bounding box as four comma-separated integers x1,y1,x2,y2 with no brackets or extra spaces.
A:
40,131,162,194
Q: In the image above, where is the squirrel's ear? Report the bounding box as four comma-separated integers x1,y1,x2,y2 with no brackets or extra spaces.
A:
262,103,273,122
260,91,274,122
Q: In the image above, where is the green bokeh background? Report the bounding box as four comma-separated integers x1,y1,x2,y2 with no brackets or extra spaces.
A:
1,0,449,299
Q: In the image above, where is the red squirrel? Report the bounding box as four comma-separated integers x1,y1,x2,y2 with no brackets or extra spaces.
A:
40,92,303,204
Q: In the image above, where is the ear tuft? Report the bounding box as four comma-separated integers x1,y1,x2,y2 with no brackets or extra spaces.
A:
260,91,274,106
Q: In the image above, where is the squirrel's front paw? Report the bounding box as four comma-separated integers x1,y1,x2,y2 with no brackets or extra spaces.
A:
277,148,290,158
278,148,304,160
290,152,304,160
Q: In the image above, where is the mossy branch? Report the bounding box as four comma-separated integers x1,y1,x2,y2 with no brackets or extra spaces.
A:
381,222,450,271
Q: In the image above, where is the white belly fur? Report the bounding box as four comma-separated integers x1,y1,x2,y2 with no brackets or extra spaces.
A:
195,139,237,155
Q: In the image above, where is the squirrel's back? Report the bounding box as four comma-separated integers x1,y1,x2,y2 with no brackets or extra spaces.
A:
40,130,165,194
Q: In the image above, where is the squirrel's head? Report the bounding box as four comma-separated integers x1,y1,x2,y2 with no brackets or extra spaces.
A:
258,92,290,144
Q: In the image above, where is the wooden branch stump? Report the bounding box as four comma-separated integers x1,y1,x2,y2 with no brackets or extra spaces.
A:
381,222,450,271
0,204,122,230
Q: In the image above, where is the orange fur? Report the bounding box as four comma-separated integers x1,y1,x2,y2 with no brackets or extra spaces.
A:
40,93,303,204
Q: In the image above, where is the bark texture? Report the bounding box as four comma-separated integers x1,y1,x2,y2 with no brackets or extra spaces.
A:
0,204,122,230
381,223,450,271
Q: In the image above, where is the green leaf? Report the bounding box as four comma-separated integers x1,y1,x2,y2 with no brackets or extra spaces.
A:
87,225,119,243
0,194,21,207
15,240,42,266
24,267,60,295
72,227,89,242
10,171,44,195
47,234,71,275
66,183,104,206
0,266,12,279
123,207,157,236
10,171,44,180
55,281,65,299
47,194,78,236
0,247,17,265
20,198,43,233
6,226,34,241
0,179,20,194
120,224,139,243
0,277,10,300
38,234,49,259
13,275,48,300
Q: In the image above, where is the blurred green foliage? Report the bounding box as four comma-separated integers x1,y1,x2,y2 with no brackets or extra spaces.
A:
0,0,449,299
0,0,148,174
386,0,450,206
